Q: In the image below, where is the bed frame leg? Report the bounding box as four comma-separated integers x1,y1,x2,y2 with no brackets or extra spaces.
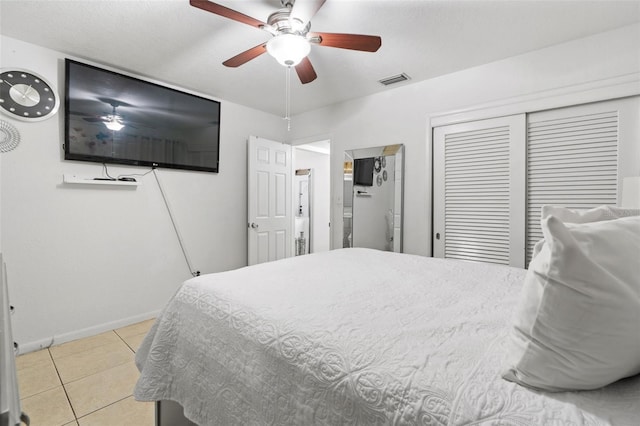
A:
156,400,197,426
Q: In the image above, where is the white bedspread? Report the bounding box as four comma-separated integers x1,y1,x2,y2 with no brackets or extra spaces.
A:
134,248,640,425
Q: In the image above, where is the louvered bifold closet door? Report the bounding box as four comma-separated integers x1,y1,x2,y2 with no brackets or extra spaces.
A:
525,98,640,266
434,115,525,267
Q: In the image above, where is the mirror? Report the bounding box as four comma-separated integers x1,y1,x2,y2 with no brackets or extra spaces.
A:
343,144,404,252
294,169,311,256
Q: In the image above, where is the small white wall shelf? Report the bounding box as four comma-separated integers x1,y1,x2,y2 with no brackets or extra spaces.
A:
62,174,140,187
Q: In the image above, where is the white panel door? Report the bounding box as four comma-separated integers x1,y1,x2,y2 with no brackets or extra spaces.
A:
248,136,292,265
433,115,526,267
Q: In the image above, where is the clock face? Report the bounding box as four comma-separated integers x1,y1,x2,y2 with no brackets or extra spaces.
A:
0,69,60,121
374,157,382,173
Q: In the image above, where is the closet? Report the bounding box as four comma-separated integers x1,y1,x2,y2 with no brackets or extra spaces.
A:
433,96,640,267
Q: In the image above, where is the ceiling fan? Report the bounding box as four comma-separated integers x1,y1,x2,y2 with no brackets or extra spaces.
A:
190,0,382,84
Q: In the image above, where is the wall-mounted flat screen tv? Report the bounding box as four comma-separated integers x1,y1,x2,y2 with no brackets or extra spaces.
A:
64,59,221,173
353,157,374,186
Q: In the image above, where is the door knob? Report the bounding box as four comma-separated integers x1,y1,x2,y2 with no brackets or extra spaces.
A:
250,223,259,229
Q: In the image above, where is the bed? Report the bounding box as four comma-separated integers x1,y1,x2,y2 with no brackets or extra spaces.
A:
134,246,640,425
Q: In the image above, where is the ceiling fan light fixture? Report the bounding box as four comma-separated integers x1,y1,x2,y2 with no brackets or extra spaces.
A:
104,118,124,131
266,34,311,67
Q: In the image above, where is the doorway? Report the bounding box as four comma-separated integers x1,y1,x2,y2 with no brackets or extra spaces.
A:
293,140,331,254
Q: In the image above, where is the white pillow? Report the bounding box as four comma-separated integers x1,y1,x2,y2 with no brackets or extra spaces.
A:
530,205,640,259
503,215,640,392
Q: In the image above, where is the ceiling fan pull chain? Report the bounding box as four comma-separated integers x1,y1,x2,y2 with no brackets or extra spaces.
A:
285,66,292,131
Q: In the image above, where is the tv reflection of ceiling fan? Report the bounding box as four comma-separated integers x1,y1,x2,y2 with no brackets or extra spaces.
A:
80,98,133,131
190,0,382,84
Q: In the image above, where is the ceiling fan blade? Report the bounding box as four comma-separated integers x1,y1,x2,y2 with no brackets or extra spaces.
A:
223,43,268,67
295,57,317,84
190,0,267,29
309,32,382,52
290,0,326,26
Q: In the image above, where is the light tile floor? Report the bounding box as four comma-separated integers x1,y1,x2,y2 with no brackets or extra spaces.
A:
16,319,156,426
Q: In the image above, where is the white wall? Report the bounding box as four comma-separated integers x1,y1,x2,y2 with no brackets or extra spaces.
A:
293,148,330,253
0,36,287,351
287,24,640,256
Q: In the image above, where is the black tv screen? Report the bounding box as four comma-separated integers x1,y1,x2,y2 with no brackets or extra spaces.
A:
353,157,374,186
64,59,221,173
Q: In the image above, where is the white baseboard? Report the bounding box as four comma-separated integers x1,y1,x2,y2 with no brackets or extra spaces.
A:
17,309,162,355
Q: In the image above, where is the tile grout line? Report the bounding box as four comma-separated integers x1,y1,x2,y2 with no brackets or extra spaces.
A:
47,348,79,423
75,394,133,422
114,330,137,354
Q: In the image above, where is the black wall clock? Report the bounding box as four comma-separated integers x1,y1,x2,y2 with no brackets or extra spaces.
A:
0,69,60,121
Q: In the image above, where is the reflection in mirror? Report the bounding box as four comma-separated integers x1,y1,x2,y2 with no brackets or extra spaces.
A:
294,169,311,256
343,144,404,252
343,153,354,248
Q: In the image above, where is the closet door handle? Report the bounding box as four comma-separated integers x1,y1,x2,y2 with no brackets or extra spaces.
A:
250,223,259,229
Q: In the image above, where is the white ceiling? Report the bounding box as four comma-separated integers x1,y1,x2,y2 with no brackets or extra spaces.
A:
1,0,639,117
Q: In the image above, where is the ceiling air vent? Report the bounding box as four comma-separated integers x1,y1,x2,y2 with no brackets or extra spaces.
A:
378,73,411,86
